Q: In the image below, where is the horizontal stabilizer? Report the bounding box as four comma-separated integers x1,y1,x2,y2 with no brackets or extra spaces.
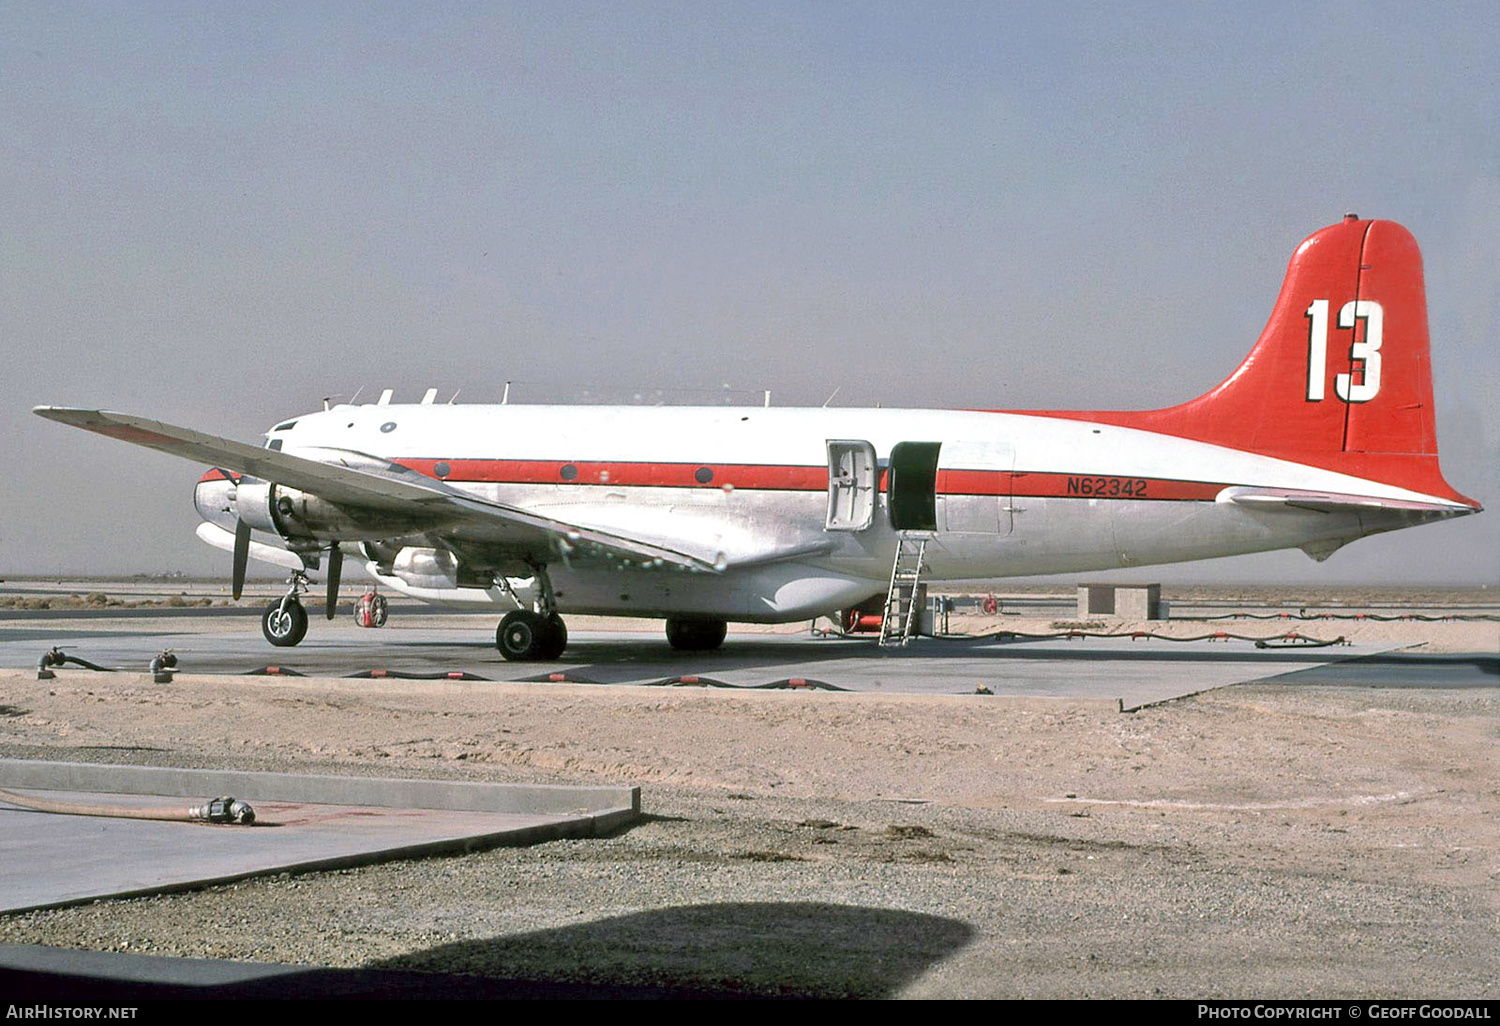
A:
1217,486,1473,519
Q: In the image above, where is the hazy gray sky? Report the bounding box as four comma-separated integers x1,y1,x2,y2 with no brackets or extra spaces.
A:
2,2,1496,584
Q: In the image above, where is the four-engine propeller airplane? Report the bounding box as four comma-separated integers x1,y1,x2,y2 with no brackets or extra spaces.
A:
36,216,1480,659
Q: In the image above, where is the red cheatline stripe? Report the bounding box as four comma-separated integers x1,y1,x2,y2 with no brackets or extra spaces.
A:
395,458,828,491
203,454,1229,501
387,458,1228,501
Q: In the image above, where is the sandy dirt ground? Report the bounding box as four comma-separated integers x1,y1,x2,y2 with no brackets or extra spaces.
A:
0,595,1495,998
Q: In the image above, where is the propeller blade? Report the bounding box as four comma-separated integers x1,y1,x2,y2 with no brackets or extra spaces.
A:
232,520,251,601
325,545,343,620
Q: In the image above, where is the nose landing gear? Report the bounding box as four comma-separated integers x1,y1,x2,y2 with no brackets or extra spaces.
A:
262,569,311,647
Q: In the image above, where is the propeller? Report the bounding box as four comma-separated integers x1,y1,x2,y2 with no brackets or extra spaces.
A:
231,520,251,601
325,544,343,620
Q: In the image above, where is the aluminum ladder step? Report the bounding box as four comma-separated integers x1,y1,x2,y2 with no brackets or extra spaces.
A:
879,537,927,647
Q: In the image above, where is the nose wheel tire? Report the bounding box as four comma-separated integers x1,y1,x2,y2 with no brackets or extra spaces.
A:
497,611,568,661
665,617,727,651
262,599,309,647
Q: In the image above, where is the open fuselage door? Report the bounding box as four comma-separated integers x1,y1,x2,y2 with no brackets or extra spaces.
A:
887,441,942,532
826,439,879,531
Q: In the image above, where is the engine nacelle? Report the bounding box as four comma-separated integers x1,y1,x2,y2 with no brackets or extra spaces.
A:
230,479,431,542
391,547,461,590
233,480,287,536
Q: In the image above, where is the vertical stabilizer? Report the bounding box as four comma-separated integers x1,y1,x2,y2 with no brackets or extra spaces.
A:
1024,217,1476,506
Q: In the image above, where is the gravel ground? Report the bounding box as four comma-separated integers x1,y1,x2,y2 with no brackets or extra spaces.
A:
0,606,1496,999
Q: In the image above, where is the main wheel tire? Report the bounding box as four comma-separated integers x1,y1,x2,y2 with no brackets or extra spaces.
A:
539,614,568,660
262,599,309,647
497,610,546,661
665,617,728,651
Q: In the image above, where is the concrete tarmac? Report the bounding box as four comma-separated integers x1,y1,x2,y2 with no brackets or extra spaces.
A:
1,592,1492,999
0,761,638,915
0,620,1410,710
1258,650,1498,688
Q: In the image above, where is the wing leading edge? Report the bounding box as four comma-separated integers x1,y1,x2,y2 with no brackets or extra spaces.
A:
33,407,727,572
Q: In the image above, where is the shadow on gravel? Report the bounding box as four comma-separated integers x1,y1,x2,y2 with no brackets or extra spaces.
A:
372,901,975,998
1251,652,1498,688
533,636,1374,684
1,903,971,999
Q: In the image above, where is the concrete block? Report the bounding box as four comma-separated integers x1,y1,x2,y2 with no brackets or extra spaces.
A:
1077,584,1163,619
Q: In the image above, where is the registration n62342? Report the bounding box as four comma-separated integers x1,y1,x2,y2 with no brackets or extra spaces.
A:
1066,476,1148,498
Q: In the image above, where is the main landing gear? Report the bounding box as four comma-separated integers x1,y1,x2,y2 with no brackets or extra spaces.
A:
665,617,728,651
489,562,731,660
496,610,568,661
495,560,567,662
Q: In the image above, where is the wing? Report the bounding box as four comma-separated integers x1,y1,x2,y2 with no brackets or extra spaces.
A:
35,407,728,572
38,407,474,507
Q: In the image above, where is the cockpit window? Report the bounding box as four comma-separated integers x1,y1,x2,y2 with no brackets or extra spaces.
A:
267,438,284,451
273,421,298,431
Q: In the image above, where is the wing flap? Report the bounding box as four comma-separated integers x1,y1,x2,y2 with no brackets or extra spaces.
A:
524,499,834,571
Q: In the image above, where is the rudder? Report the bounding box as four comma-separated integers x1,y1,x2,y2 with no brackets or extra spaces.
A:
1028,216,1474,506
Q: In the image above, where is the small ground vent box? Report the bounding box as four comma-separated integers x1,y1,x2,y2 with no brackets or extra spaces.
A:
1077,584,1163,620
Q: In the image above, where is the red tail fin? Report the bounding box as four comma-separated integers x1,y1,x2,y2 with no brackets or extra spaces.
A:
1028,217,1476,506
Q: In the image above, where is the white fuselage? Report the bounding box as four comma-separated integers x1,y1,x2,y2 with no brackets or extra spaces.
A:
199,402,1464,621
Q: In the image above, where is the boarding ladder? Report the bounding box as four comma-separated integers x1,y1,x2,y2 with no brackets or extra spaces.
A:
879,536,927,647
